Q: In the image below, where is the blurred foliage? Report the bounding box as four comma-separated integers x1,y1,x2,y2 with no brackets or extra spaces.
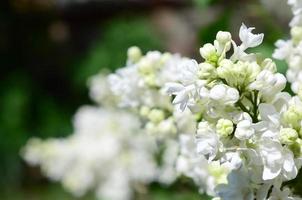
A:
198,10,231,44
193,0,217,8
1,183,94,200
72,18,163,88
1,182,210,200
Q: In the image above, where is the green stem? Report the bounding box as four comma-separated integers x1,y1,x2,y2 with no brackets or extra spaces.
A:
236,100,250,114
252,91,259,123
220,78,227,85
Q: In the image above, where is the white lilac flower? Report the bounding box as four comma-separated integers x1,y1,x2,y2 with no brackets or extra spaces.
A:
22,107,158,200
88,73,119,106
249,70,287,102
177,134,229,196
234,119,255,140
230,23,264,61
258,138,297,180
166,23,302,200
22,16,302,200
106,47,219,194
196,121,221,161
239,23,264,49
209,84,239,105
215,169,254,200
288,0,302,27
273,0,302,94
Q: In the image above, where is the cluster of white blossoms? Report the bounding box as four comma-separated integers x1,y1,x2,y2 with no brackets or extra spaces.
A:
274,0,302,97
166,23,302,199
22,5,302,199
22,47,222,199
106,47,222,189
22,106,158,200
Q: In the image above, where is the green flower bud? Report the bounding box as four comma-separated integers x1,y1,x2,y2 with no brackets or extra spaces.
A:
217,60,260,89
145,122,157,135
216,119,234,137
217,59,233,80
237,61,260,85
200,43,217,62
289,138,302,157
279,128,298,145
198,62,216,79
144,74,157,87
148,109,165,124
138,58,153,75
283,106,302,130
127,46,142,63
208,161,227,184
159,53,171,67
261,58,277,73
291,26,302,44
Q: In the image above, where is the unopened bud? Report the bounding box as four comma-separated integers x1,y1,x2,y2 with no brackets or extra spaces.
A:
216,31,232,44
200,43,217,61
261,58,277,73
216,119,234,137
280,128,298,145
148,109,165,124
291,26,302,44
127,46,142,63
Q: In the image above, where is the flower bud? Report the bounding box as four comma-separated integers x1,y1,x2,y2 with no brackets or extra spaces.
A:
144,74,157,87
198,62,216,79
159,52,171,66
289,55,302,70
261,58,277,73
158,118,177,135
138,58,153,75
127,46,142,63
283,106,302,130
200,43,217,61
210,84,239,105
148,109,165,124
216,31,232,44
280,128,298,145
216,119,234,137
139,106,150,117
291,26,302,44
217,59,233,79
145,122,157,135
208,161,227,184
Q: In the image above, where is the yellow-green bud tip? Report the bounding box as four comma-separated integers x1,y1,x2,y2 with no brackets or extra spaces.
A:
216,119,234,137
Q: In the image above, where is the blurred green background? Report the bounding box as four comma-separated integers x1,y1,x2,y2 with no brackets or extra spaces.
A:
0,0,295,199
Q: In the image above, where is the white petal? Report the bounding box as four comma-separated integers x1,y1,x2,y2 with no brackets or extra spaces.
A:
164,82,185,95
239,23,264,49
262,165,281,180
239,23,249,44
210,85,226,100
172,90,188,104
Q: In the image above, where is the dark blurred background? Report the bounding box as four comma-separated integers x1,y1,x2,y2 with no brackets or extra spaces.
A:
0,0,294,199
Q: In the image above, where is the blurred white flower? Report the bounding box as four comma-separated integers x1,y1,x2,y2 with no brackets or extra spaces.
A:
22,107,157,200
